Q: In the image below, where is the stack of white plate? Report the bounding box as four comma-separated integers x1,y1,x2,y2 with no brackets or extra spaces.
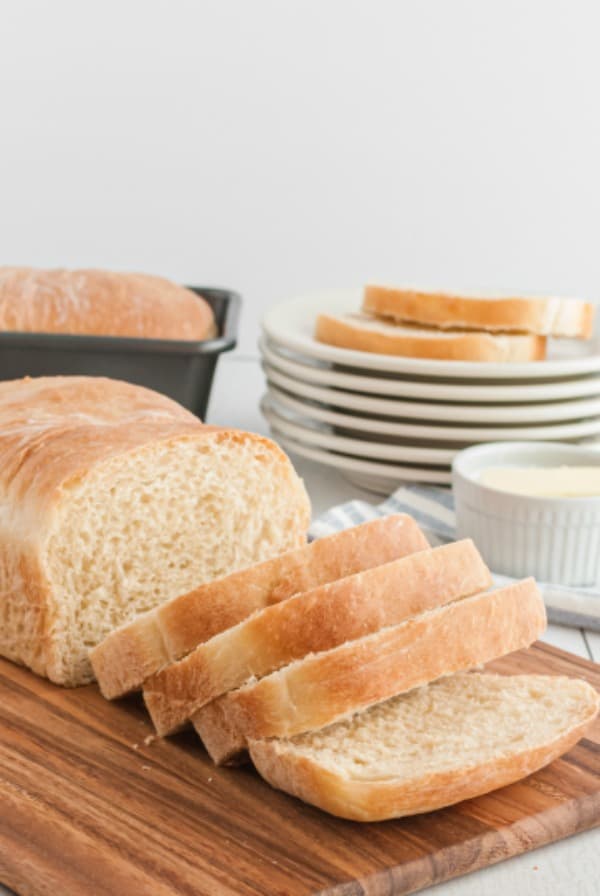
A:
261,289,600,494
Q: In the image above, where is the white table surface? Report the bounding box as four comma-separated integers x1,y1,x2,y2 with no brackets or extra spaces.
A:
2,353,598,896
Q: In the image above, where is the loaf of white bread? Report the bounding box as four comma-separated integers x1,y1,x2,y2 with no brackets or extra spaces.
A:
0,267,216,340
93,514,599,820
0,376,310,686
314,284,596,362
6,372,595,820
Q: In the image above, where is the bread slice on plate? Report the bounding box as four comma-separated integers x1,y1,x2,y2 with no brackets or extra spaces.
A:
315,313,547,362
0,376,310,686
143,539,491,734
193,578,546,763
250,672,599,821
91,514,428,698
363,285,595,339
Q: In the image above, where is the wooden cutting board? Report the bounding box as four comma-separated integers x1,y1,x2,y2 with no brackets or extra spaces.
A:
0,641,598,896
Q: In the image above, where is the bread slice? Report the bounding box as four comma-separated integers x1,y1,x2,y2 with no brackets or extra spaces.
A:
0,375,309,686
250,672,599,821
0,267,216,340
363,285,595,340
193,697,248,766
91,514,428,698
193,578,546,763
315,313,547,362
143,539,491,734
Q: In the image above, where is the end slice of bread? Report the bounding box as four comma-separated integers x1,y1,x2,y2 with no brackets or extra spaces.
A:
315,313,547,362
143,539,490,735
92,513,428,698
250,672,599,821
363,285,596,340
28,418,309,686
193,578,546,762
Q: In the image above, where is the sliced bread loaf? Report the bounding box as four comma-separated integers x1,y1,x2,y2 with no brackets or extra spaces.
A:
363,285,595,339
0,376,309,686
143,539,491,734
192,578,545,762
92,513,428,698
250,672,599,821
315,313,547,362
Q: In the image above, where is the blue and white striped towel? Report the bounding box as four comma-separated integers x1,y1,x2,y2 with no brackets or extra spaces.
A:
308,484,600,632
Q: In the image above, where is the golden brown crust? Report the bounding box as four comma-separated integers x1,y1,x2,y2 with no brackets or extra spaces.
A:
0,267,215,340
221,579,546,743
249,684,598,821
0,377,204,515
0,375,308,685
143,540,491,736
0,376,201,682
363,285,595,340
92,514,429,699
192,700,249,766
315,314,547,362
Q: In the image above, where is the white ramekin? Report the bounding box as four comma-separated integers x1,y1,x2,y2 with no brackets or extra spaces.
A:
452,441,600,586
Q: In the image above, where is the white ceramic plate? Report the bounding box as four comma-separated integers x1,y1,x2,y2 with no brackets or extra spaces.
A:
265,384,600,443
263,364,600,426
267,429,452,493
262,289,600,381
261,337,600,403
261,397,458,464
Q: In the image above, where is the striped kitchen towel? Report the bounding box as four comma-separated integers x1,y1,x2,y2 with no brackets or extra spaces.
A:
309,484,600,632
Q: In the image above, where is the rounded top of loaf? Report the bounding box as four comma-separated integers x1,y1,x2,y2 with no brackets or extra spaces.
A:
0,376,305,527
0,267,215,340
0,375,196,427
0,376,205,510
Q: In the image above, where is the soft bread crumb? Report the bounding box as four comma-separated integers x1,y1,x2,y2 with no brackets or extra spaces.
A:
42,434,307,685
280,673,598,781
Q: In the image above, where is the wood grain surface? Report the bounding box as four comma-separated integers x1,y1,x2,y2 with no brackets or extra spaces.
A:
0,642,598,896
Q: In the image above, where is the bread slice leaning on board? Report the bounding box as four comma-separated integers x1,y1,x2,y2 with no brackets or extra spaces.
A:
143,539,491,734
91,514,429,699
191,578,546,763
0,376,309,686
315,313,547,362
363,284,596,339
250,673,599,821
0,266,216,340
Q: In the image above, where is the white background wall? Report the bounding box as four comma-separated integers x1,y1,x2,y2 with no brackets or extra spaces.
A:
1,0,600,354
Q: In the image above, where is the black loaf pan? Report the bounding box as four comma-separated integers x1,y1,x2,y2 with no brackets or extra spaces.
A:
0,287,240,419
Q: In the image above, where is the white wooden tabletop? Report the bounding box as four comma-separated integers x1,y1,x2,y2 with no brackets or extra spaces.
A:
2,354,598,896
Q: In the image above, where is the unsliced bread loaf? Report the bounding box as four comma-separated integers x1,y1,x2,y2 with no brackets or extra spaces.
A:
363,285,595,339
250,672,599,821
143,539,491,734
0,376,309,686
192,578,545,762
0,267,216,340
91,514,428,698
315,313,547,362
